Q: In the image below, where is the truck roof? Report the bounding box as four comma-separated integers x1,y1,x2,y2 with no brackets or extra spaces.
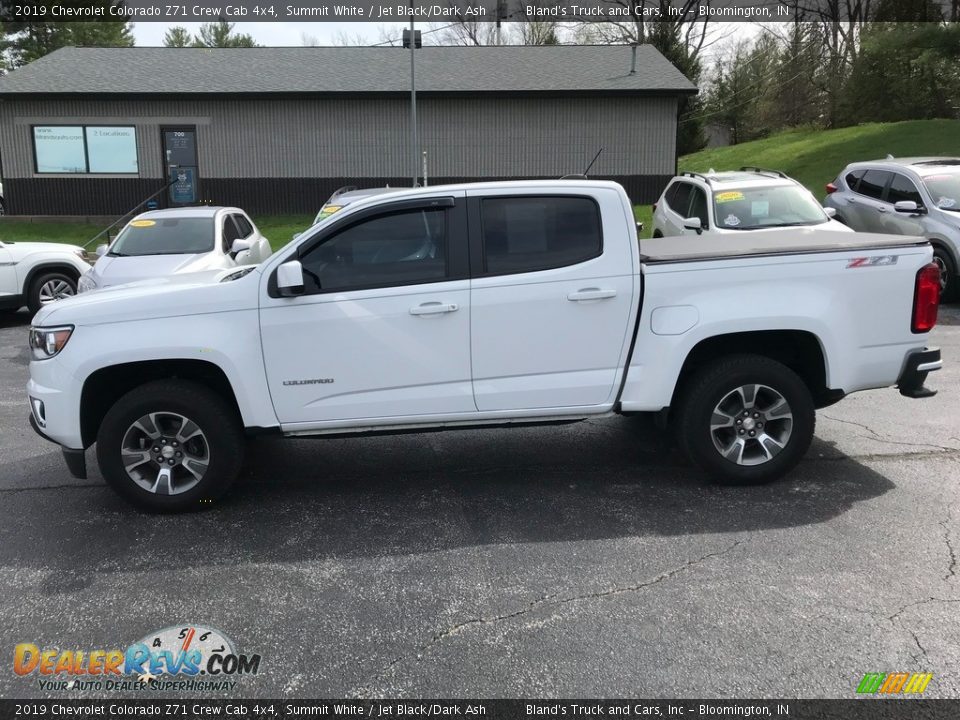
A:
640,228,929,264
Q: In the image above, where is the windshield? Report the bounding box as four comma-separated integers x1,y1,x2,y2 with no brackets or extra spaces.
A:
922,170,960,211
713,185,828,230
313,204,344,225
109,217,215,256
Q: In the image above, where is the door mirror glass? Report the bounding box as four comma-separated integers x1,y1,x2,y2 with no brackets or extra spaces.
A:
230,238,253,256
277,260,305,296
682,217,704,234
95,244,109,257
823,207,837,219
894,200,924,214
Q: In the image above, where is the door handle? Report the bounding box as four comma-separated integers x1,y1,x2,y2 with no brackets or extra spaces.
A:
410,302,459,316
567,288,617,302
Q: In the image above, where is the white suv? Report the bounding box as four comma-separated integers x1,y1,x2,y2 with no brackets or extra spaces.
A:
652,168,852,238
0,239,90,315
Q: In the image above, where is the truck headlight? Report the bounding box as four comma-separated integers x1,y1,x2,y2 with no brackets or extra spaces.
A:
29,326,74,360
77,272,98,293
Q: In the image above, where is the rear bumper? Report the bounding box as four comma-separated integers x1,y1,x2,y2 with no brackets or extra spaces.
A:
897,347,941,398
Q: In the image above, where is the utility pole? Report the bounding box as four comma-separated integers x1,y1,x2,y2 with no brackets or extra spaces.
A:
403,7,421,187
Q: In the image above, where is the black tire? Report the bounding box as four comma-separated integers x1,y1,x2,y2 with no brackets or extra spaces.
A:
932,246,957,304
96,380,244,512
652,230,664,238
27,271,77,316
674,354,815,486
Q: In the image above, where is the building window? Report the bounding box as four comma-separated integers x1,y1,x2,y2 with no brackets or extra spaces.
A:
33,125,138,174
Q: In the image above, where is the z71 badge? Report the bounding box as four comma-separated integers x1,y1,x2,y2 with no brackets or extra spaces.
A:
847,255,899,268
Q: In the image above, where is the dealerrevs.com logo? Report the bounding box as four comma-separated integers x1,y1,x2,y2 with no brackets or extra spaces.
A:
13,625,261,692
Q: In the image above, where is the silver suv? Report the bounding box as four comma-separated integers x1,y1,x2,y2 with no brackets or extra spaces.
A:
824,157,960,301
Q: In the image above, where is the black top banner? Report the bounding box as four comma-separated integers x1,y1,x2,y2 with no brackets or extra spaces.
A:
3,700,960,720
0,0,955,23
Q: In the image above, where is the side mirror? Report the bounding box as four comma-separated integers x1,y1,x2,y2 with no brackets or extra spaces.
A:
683,217,704,235
823,207,837,219
894,200,926,214
277,260,305,297
95,244,108,257
230,238,253,256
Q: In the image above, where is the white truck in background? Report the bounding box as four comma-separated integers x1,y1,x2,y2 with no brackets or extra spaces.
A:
26,181,942,511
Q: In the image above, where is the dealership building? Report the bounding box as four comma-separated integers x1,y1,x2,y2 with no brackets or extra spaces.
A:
0,45,696,216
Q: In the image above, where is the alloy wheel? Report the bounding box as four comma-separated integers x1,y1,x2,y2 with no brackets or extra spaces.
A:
120,412,210,495
710,383,794,466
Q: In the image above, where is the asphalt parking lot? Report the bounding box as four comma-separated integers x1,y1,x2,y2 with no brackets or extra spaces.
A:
1,306,959,700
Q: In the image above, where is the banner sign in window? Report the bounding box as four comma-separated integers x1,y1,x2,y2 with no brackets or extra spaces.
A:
33,125,138,174
170,167,197,204
86,126,138,173
33,126,86,174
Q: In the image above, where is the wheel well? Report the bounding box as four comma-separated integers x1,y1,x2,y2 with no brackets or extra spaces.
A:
928,240,957,270
79,360,242,448
652,230,663,238
672,330,836,409
24,263,82,292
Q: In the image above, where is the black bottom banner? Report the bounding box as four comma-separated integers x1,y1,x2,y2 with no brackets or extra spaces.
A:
2,700,959,720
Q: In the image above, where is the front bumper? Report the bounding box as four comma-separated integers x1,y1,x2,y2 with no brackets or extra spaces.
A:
28,412,87,479
897,347,941,398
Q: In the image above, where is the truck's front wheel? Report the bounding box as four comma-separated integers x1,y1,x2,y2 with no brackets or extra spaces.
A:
96,380,244,512
675,355,815,485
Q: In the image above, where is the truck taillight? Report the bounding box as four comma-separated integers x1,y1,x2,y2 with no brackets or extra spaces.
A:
912,263,940,333
825,182,838,194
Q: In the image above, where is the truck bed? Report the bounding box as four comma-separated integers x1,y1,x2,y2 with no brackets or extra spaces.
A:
640,228,928,264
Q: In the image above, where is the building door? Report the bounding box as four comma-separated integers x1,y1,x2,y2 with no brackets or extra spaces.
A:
161,127,199,207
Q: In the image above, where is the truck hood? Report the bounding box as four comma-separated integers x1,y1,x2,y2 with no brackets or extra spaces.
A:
89,252,222,288
34,266,261,327
5,241,85,254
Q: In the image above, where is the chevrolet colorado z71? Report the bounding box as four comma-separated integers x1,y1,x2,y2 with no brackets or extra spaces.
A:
27,181,942,511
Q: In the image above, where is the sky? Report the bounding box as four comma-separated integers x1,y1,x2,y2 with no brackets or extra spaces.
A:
132,22,413,46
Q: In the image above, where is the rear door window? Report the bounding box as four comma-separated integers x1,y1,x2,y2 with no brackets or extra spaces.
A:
856,170,892,200
845,170,864,192
480,196,602,275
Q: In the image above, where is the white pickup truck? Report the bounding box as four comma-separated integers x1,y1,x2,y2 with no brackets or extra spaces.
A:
26,181,942,512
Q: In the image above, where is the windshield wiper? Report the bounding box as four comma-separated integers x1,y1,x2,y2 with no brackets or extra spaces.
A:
106,251,129,257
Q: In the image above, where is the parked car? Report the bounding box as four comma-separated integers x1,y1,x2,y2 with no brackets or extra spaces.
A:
823,157,960,301
652,168,852,238
0,239,90,315
28,180,941,511
78,206,271,293
312,186,401,226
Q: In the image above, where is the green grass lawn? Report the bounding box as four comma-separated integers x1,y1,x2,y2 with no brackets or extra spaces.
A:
680,119,960,195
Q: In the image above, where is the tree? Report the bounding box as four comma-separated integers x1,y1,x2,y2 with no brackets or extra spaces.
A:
163,26,193,48
1,2,133,68
193,21,258,48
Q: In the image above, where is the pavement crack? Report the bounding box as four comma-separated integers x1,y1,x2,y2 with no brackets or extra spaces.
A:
821,414,960,453
940,512,957,582
352,539,743,696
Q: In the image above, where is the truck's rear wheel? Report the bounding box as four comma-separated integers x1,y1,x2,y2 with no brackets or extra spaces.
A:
932,247,956,303
96,380,244,512
674,355,815,485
